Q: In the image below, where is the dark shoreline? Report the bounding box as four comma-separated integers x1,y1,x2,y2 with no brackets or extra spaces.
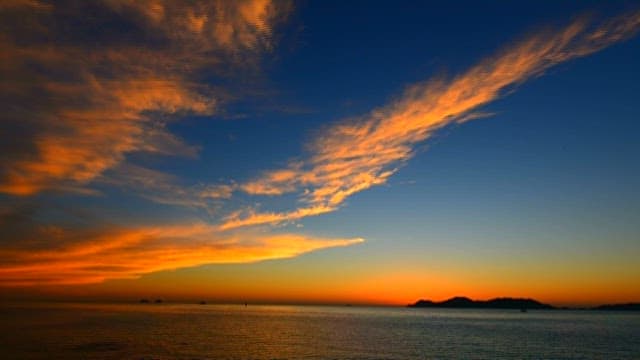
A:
408,296,640,311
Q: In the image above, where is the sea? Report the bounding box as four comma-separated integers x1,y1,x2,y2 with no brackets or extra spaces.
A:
0,302,638,359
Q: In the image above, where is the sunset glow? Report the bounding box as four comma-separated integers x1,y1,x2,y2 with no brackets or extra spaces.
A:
1,0,639,308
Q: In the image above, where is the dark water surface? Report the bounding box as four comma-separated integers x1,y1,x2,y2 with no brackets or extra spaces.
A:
1,303,638,359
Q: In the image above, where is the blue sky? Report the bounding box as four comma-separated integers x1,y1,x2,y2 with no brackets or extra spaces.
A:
0,0,639,305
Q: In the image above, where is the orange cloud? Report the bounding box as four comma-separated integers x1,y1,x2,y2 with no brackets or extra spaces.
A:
0,78,211,196
0,223,363,286
227,10,640,228
106,0,287,52
219,205,336,231
0,0,290,196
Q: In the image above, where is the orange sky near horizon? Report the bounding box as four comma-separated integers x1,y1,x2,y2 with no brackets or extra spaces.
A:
4,245,637,307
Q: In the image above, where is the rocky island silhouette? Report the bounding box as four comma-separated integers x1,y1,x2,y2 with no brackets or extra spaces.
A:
409,297,640,311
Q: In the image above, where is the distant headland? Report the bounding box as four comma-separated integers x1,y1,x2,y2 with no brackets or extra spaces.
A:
408,296,640,311
409,297,553,310
592,303,640,311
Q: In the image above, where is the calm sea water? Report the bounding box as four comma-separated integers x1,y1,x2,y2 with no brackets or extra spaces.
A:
0,303,638,359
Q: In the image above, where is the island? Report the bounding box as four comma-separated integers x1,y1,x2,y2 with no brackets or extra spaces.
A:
408,296,555,310
409,297,640,311
592,303,640,311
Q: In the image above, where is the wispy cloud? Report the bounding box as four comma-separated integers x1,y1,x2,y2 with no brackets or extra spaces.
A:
100,163,235,210
0,222,362,286
225,11,640,229
219,205,336,231
0,0,290,196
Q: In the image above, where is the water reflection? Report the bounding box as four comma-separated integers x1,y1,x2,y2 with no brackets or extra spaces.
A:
0,303,638,359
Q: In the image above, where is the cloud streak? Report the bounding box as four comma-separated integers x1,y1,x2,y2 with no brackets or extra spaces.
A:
100,163,236,210
226,10,640,229
0,222,363,286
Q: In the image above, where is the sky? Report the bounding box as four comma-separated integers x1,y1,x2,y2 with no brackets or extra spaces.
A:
1,0,639,306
